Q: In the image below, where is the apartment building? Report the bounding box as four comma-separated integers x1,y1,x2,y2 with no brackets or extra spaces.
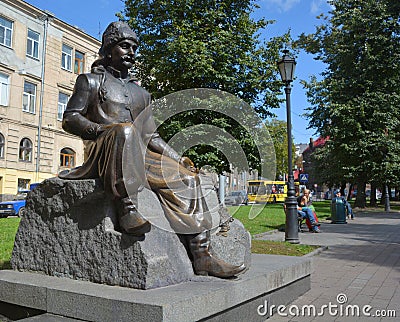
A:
0,0,100,199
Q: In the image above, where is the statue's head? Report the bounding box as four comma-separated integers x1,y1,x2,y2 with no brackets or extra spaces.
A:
99,21,138,57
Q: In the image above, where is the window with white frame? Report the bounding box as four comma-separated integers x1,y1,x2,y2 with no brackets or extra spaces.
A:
18,178,30,191
19,138,32,162
26,29,40,59
74,50,84,74
0,16,13,47
0,73,9,106
61,44,73,71
22,81,36,113
58,92,69,120
0,133,4,158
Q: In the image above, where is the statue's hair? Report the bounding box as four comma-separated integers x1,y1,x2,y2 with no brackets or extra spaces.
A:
98,21,138,57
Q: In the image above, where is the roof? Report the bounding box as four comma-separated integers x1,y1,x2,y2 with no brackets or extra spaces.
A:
303,136,329,153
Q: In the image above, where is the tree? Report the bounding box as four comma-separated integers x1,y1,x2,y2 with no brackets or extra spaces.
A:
120,0,290,173
265,119,295,180
297,0,400,207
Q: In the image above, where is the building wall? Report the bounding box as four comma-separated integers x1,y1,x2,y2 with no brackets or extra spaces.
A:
0,0,101,198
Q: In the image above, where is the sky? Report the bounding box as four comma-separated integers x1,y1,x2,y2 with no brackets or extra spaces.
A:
24,0,332,144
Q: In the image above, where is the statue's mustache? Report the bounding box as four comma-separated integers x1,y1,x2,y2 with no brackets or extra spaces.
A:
122,55,135,62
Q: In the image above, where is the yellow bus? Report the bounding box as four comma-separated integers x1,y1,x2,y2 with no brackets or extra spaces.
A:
247,180,300,203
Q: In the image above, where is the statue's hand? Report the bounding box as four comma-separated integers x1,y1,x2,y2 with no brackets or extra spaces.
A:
180,156,198,173
83,123,113,139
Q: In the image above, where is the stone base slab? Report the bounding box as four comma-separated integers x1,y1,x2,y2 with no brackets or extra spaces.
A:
0,254,311,321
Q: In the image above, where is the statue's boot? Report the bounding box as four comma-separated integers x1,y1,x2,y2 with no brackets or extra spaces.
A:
118,196,151,236
189,231,246,278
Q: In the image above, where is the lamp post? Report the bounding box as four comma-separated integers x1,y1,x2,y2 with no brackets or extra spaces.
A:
277,50,299,244
384,185,390,212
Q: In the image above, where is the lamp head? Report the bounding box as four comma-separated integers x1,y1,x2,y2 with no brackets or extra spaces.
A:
277,49,296,83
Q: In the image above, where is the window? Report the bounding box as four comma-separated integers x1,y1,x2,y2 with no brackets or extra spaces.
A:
61,44,72,71
0,16,13,47
58,92,69,120
74,51,84,74
0,133,4,158
19,138,32,162
22,81,36,113
60,148,75,168
26,29,39,59
18,178,30,192
0,73,9,106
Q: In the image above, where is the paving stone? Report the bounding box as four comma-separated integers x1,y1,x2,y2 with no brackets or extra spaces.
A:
360,286,379,297
374,286,397,301
254,210,400,322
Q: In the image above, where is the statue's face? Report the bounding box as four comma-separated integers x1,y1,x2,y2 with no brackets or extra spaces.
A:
110,39,138,71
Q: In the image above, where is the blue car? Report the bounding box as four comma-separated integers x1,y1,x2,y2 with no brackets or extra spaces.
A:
0,184,39,218
0,191,28,217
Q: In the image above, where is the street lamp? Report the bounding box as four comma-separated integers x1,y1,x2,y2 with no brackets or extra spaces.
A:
384,185,390,212
277,49,299,244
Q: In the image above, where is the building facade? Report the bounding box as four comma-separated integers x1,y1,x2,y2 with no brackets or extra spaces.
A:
301,137,328,197
0,0,100,199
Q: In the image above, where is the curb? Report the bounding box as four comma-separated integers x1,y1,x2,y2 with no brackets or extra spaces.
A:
303,245,328,257
252,229,279,239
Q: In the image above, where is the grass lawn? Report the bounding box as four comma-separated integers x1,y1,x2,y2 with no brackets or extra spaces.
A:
228,203,286,235
228,201,332,256
0,217,20,269
251,240,319,256
229,200,332,236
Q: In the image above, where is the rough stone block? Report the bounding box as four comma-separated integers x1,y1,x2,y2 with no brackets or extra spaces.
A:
11,177,251,289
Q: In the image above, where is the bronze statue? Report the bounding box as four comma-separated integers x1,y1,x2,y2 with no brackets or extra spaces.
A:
60,21,245,278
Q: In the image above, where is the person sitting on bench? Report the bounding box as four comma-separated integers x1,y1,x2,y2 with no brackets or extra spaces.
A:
297,189,320,233
297,205,320,233
333,190,354,219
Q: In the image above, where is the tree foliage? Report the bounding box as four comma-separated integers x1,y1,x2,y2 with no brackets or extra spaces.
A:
297,0,400,207
265,119,295,180
120,0,290,173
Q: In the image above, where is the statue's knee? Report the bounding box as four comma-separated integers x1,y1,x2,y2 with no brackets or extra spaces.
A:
113,123,133,140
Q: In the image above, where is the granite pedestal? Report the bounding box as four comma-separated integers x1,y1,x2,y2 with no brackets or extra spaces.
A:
0,254,311,321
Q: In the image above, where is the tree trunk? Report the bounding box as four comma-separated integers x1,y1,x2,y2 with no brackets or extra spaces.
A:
354,181,366,208
380,186,385,205
340,181,346,196
370,183,377,207
347,184,353,200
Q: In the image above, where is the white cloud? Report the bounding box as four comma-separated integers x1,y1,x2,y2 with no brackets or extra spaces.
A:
310,0,320,14
310,0,332,15
100,0,110,9
264,0,301,13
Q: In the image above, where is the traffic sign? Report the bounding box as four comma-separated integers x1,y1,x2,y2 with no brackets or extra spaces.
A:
299,174,309,183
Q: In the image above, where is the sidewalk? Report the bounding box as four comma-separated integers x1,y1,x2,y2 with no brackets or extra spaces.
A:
255,211,400,321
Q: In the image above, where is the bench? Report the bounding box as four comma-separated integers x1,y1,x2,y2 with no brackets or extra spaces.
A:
282,204,307,232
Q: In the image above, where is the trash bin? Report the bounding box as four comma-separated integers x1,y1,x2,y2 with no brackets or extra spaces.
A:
331,197,347,224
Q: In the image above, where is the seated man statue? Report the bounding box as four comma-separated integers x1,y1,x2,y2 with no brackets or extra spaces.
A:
59,21,245,278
